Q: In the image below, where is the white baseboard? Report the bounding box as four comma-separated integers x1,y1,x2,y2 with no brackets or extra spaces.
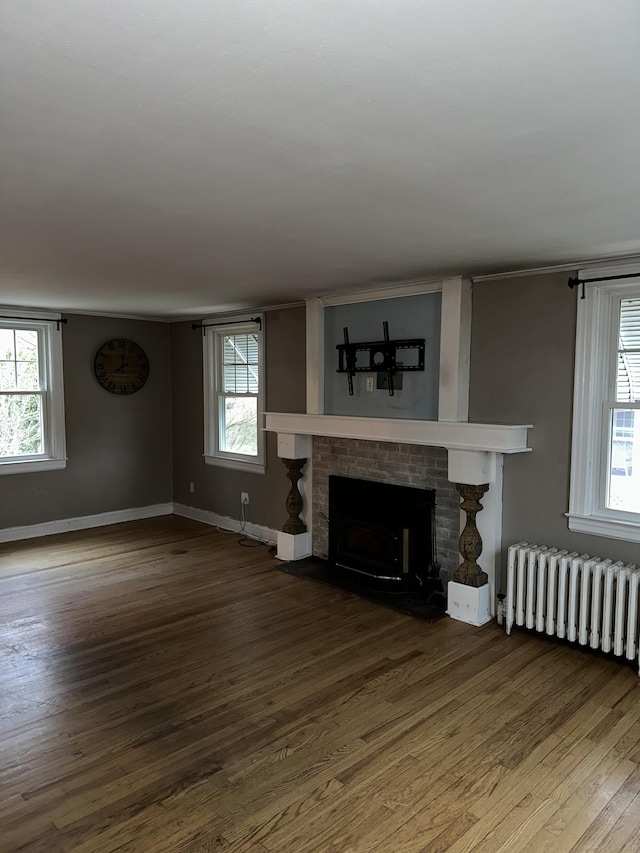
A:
0,501,280,547
0,503,174,544
173,502,279,545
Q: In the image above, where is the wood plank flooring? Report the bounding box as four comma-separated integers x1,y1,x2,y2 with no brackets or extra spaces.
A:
1,516,639,852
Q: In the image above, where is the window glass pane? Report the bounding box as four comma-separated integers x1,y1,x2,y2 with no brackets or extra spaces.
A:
17,360,40,391
607,408,640,513
617,298,640,402
222,333,259,394
221,396,257,456
0,328,15,361
0,329,39,391
0,361,16,391
0,393,43,458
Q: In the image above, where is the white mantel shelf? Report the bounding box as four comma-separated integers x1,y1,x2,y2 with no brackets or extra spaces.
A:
264,412,532,454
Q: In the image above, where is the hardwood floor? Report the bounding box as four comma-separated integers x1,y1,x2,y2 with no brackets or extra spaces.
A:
1,516,639,852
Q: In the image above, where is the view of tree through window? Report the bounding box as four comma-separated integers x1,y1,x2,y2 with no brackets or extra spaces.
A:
0,328,43,458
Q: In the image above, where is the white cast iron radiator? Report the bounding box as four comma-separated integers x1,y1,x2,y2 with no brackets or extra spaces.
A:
505,542,639,674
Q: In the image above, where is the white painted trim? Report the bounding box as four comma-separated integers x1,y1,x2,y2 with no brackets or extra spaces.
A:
567,513,640,544
447,581,493,626
276,531,312,561
0,503,174,543
61,309,169,322
438,277,471,422
275,433,313,459
305,298,324,414
578,260,640,280
46,320,67,465
0,457,67,475
173,502,278,544
204,455,266,475
475,456,503,615
471,254,640,282
184,301,305,324
319,279,443,307
447,449,496,485
0,306,61,321
265,412,532,454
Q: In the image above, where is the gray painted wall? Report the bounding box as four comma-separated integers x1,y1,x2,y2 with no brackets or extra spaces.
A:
468,272,638,590
1,314,172,529
171,305,306,532
324,292,441,419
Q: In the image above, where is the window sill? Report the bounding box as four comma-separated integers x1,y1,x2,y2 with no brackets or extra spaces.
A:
204,455,266,475
0,457,67,475
567,512,640,544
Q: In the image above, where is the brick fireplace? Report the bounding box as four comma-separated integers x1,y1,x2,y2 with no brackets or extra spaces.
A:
311,436,459,583
264,410,532,625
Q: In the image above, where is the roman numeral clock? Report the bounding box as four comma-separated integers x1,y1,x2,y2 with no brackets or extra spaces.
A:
94,338,149,395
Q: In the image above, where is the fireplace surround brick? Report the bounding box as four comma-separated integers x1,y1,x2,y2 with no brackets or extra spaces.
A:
311,436,459,582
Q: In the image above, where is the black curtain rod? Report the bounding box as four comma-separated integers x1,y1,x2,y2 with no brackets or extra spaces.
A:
568,271,639,300
191,316,262,333
0,314,67,330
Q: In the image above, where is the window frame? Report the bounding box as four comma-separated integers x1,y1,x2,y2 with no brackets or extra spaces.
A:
202,315,265,474
568,265,640,543
0,309,67,475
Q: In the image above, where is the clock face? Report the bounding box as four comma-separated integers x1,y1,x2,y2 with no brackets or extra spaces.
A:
94,338,149,395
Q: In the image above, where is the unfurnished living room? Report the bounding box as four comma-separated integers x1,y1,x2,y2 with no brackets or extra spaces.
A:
1,2,640,851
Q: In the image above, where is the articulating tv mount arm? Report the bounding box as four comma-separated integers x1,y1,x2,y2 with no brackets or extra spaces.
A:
336,321,425,397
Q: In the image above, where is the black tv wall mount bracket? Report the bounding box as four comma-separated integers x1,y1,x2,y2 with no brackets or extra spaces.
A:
336,321,425,397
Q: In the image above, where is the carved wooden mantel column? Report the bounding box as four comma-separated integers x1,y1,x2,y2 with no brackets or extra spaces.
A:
282,458,307,535
453,482,490,587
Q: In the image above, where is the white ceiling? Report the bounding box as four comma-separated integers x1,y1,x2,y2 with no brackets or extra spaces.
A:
1,1,639,320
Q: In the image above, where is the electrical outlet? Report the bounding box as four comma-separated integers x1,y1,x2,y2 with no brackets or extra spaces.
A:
365,376,375,392
241,492,249,505
189,481,195,494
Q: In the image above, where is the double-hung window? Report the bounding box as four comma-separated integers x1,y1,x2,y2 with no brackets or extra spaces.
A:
203,316,265,473
0,311,67,474
568,266,640,542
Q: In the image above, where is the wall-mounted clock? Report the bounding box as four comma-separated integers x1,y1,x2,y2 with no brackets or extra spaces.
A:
94,338,149,395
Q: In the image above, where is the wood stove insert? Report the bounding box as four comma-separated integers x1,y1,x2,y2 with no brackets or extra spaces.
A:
328,475,437,593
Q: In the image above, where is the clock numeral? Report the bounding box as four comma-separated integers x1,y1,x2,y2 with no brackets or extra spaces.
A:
107,381,115,391
120,385,128,394
118,340,125,349
97,372,107,381
108,342,115,351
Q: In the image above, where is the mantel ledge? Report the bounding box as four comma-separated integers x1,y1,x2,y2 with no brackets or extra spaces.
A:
264,412,532,455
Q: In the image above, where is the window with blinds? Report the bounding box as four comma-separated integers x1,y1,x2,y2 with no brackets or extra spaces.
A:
222,334,259,394
202,318,265,473
617,298,640,402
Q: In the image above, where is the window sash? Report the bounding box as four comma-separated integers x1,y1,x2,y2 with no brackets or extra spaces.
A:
0,390,45,461
218,394,259,457
601,401,640,518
